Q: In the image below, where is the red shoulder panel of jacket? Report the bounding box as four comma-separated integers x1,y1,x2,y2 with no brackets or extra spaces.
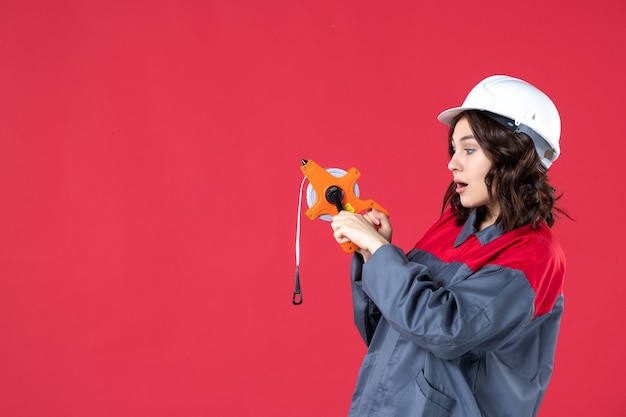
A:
415,210,565,317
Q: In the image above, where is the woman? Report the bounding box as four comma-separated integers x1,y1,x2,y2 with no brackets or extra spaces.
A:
331,75,566,417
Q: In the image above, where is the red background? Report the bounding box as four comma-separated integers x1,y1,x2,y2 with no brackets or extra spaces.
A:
1,1,624,416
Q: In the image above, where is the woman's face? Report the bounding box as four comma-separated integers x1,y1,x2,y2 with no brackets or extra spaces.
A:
448,117,496,212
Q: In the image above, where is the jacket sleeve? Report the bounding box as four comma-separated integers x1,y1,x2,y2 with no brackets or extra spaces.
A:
350,252,382,346
360,244,537,359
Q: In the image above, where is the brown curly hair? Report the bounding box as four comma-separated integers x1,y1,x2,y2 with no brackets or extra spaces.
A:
442,110,566,232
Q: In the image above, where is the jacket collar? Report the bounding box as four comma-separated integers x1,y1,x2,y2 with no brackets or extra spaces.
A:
454,209,504,247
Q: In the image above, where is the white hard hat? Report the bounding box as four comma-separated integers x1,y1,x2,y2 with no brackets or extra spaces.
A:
438,75,561,168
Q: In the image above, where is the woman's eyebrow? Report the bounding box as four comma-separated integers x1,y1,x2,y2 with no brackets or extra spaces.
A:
451,134,476,144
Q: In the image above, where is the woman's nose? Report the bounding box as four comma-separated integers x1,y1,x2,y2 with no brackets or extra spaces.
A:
448,153,460,172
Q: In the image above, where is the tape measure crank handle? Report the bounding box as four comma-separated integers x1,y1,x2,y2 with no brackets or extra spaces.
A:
326,185,359,253
326,186,344,213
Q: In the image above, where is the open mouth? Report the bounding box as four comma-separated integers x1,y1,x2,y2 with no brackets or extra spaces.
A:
455,181,468,193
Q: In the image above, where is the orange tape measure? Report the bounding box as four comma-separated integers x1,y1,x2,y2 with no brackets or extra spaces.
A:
293,159,389,305
300,159,389,253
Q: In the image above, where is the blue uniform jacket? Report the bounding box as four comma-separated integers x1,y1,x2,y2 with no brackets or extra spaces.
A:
348,209,565,417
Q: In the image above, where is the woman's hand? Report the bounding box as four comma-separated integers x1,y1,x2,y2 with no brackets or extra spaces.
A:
331,208,392,261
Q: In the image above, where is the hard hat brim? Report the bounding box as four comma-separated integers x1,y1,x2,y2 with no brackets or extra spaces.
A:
437,106,474,127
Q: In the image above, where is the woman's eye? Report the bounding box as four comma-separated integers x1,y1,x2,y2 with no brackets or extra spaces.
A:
465,148,475,155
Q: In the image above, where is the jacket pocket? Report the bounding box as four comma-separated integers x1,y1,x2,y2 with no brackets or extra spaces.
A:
415,370,456,417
